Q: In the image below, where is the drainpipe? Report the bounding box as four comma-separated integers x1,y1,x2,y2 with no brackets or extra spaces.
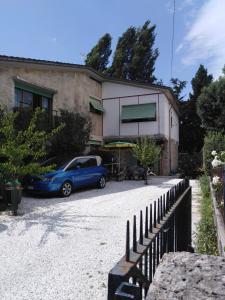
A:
169,106,172,174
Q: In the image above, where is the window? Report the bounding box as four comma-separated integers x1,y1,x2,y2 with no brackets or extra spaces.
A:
14,88,52,114
76,157,97,168
121,103,156,123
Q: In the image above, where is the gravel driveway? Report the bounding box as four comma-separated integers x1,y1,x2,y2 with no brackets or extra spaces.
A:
0,178,180,300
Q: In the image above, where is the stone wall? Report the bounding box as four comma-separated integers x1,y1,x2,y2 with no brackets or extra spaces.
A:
147,252,225,300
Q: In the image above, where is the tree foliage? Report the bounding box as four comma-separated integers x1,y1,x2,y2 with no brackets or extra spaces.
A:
0,107,63,184
85,33,112,73
133,137,161,184
179,65,213,153
129,21,159,83
49,110,92,157
87,20,158,83
108,27,136,79
170,78,187,101
197,70,225,131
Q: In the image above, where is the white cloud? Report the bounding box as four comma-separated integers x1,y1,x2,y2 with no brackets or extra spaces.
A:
178,0,195,11
176,43,183,53
181,0,225,78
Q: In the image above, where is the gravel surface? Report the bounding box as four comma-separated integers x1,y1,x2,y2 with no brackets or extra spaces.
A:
0,178,180,300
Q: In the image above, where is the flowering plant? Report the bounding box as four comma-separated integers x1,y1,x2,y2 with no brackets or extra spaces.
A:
211,150,224,168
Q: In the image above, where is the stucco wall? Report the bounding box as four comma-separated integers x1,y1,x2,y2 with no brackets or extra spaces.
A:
102,82,179,142
0,65,102,140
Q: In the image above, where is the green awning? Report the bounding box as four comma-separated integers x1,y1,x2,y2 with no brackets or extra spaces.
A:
15,79,55,98
89,140,102,145
121,103,156,122
90,97,104,113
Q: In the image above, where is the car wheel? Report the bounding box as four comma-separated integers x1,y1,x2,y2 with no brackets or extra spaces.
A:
60,181,72,197
98,176,106,189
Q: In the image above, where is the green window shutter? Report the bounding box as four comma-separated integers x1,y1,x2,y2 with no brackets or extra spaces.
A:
15,81,54,99
121,103,156,123
89,97,104,113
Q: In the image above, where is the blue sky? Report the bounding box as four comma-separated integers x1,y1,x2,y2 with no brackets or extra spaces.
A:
0,0,224,98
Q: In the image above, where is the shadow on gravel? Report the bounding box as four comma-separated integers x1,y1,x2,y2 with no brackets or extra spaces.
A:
3,209,117,247
0,223,8,233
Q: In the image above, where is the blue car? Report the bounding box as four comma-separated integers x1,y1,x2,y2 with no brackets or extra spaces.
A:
25,156,108,197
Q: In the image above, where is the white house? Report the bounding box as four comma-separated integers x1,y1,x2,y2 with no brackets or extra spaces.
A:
102,79,179,175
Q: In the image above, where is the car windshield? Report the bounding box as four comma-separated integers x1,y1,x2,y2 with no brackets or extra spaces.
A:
41,157,74,170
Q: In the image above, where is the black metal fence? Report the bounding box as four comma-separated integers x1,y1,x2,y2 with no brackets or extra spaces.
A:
108,179,192,300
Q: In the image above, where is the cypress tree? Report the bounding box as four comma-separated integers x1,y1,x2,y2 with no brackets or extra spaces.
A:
85,33,112,73
108,27,136,79
179,65,213,153
129,20,159,83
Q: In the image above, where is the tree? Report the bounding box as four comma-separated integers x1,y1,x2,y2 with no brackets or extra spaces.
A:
129,20,159,83
108,20,158,82
133,137,161,185
49,110,92,156
108,27,136,79
85,33,112,73
179,65,213,153
0,107,63,184
170,78,187,101
197,68,225,132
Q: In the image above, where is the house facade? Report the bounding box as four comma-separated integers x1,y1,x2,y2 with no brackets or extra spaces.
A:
0,55,179,175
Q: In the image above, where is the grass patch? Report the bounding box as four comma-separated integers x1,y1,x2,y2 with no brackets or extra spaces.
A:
196,175,218,255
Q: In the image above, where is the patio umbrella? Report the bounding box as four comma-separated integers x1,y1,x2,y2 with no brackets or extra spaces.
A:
103,141,136,172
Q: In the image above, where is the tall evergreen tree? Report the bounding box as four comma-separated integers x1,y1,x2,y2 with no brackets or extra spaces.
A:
170,78,187,101
85,33,112,73
109,20,158,82
129,20,159,83
108,27,136,79
179,65,213,153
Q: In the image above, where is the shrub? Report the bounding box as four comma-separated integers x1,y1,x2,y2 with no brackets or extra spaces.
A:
178,152,203,179
196,175,218,255
203,131,225,175
49,110,92,157
133,137,161,184
0,107,63,184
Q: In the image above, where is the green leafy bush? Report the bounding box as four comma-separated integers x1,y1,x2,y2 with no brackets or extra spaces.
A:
203,131,225,175
133,137,161,184
178,152,203,179
49,110,92,157
196,175,218,255
0,107,63,185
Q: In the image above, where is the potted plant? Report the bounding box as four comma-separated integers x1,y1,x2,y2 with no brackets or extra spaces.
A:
0,107,63,215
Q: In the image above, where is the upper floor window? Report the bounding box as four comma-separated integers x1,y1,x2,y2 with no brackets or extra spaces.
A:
15,87,52,113
121,103,156,123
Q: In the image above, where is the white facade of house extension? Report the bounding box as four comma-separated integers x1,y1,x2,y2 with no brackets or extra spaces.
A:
102,81,179,175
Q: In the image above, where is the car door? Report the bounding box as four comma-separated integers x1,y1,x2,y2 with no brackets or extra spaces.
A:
82,157,100,185
65,159,86,188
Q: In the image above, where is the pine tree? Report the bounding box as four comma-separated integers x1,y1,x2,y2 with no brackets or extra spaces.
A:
85,33,112,73
108,27,136,79
179,65,213,153
129,20,159,83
